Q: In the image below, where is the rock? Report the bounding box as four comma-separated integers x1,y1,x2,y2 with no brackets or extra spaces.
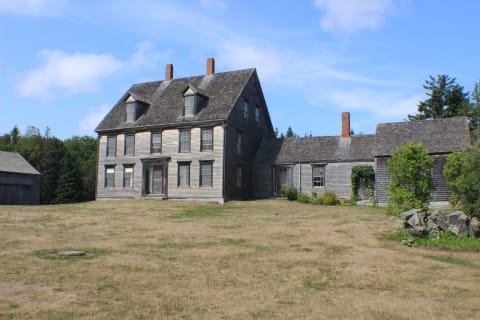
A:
55,250,86,257
406,211,426,228
428,210,448,231
400,209,420,221
468,217,480,238
426,219,441,239
446,211,469,237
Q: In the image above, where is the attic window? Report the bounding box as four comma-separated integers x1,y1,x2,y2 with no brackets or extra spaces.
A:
125,95,147,123
183,87,207,117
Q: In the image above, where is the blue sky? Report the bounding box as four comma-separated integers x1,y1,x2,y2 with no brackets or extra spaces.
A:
1,0,479,139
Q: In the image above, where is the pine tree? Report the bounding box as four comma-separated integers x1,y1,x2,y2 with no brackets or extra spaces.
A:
408,74,470,121
55,150,81,203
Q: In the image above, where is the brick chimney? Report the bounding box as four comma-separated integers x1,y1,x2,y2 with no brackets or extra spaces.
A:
207,57,215,75
165,64,173,81
342,112,351,138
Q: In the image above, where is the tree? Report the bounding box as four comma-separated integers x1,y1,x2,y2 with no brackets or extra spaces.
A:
471,80,480,140
55,150,81,203
39,136,64,204
64,136,97,201
408,74,470,121
386,142,434,215
443,142,480,218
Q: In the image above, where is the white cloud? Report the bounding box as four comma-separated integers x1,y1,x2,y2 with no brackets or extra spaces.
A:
17,43,168,100
0,0,68,16
18,50,123,100
326,89,421,118
219,43,288,80
314,0,394,33
78,104,111,136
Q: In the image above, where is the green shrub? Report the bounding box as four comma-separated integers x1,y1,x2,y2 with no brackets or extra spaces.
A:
282,187,298,201
444,141,480,218
297,194,311,203
386,142,434,216
318,191,340,205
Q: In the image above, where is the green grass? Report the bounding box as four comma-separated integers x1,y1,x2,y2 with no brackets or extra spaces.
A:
424,255,480,269
168,205,228,219
380,229,480,251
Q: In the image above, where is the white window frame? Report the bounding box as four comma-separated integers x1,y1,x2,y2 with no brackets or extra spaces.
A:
178,162,191,187
236,130,242,154
243,100,248,120
151,132,162,153
124,134,135,155
201,128,213,151
123,165,134,188
179,130,191,153
312,166,325,187
200,161,213,187
105,166,115,187
106,136,116,157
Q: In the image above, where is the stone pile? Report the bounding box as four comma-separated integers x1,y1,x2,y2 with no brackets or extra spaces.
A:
398,209,480,239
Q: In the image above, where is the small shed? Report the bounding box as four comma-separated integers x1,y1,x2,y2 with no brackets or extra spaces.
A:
0,151,41,205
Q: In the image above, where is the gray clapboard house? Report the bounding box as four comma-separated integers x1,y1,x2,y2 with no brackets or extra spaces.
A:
96,59,471,203
374,117,471,204
0,151,40,205
95,58,275,202
254,113,375,199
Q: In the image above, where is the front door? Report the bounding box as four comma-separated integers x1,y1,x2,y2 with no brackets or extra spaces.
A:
275,167,291,195
145,165,165,195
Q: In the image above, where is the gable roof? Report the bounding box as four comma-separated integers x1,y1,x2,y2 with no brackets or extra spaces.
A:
0,151,40,175
374,117,471,156
254,135,376,165
96,68,256,133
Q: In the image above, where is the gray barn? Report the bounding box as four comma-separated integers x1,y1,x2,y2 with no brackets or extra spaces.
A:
0,151,41,205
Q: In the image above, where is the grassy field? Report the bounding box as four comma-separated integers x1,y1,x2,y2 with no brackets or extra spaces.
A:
1,200,479,320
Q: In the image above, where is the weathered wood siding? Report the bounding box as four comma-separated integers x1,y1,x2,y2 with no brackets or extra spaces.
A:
291,161,373,199
0,172,40,205
375,155,452,204
224,75,274,200
253,164,273,198
96,125,224,200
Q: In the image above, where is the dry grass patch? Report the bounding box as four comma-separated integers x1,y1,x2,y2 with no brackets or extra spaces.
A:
1,199,480,319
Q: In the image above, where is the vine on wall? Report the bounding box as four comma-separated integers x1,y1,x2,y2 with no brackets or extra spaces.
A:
351,165,375,200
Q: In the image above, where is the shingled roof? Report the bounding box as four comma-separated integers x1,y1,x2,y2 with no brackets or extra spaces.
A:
0,151,40,175
254,135,376,164
374,117,471,156
96,68,256,133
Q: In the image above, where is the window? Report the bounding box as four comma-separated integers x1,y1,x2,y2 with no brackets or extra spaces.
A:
125,135,135,155
312,166,325,187
200,161,213,187
178,162,190,187
201,128,213,151
243,100,248,120
123,166,134,188
151,132,162,153
236,166,242,188
184,95,195,116
105,166,115,187
107,136,116,157
179,130,191,152
126,101,136,122
236,130,242,154
255,106,260,125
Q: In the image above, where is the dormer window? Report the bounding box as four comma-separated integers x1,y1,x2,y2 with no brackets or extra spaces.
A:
125,95,148,123
183,86,208,117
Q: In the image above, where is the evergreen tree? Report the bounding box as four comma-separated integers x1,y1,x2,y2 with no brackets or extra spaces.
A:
408,74,470,121
55,150,81,203
285,126,296,137
64,136,97,201
40,136,64,204
471,80,480,140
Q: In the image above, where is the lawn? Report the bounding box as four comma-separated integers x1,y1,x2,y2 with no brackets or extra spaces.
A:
1,200,479,319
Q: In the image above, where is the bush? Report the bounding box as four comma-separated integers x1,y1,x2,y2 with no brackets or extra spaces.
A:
319,191,341,205
297,194,311,203
282,187,298,201
386,142,434,216
444,141,480,217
